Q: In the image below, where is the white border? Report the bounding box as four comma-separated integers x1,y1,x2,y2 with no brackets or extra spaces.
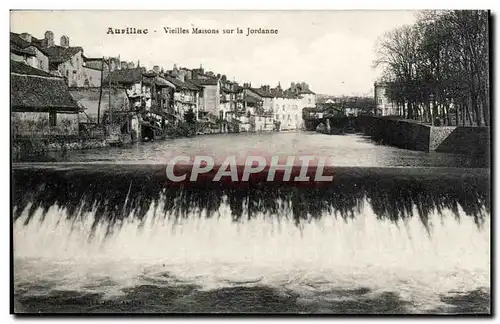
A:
2,1,498,324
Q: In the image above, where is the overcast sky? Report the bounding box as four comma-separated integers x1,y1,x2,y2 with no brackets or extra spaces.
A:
11,10,417,96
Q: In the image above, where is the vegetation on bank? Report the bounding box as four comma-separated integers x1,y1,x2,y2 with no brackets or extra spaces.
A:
375,10,489,126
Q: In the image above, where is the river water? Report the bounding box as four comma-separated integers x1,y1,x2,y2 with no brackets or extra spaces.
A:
12,132,490,314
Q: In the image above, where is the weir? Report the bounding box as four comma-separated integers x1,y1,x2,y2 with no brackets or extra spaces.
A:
12,163,491,313
13,164,489,231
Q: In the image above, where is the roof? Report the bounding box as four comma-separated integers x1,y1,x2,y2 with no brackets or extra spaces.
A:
250,87,274,98
83,56,104,62
10,33,48,57
11,32,83,66
164,75,200,91
103,68,144,85
43,46,83,64
271,88,299,99
243,95,262,104
10,32,44,50
190,77,219,86
153,76,176,88
299,88,315,95
103,68,176,88
10,43,36,57
10,60,79,112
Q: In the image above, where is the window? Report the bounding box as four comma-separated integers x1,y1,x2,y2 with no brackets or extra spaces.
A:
49,111,57,127
282,105,285,111
378,99,382,104
308,99,312,104
275,114,279,120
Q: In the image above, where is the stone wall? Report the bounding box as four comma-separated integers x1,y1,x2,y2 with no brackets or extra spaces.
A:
359,116,430,151
12,112,79,137
358,116,490,155
434,127,490,155
13,137,108,159
70,87,129,121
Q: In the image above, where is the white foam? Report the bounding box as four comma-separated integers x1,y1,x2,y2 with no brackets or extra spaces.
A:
13,199,490,310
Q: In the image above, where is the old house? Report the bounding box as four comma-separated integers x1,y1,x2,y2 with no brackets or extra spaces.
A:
11,60,80,137
104,67,176,140
219,77,238,121
190,77,220,120
165,67,200,121
289,82,316,109
31,31,87,87
164,75,200,121
10,32,49,72
82,56,123,87
272,84,302,131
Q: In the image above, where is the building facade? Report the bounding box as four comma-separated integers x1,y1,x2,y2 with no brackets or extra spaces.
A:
10,32,49,72
11,60,80,137
374,82,397,116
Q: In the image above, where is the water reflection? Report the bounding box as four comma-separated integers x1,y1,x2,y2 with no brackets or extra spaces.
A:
12,165,490,234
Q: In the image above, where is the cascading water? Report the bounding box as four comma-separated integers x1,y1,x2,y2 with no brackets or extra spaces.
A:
12,164,490,314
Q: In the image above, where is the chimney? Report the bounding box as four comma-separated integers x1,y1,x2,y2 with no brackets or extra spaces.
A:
178,70,186,82
60,35,70,48
19,33,32,43
44,30,54,47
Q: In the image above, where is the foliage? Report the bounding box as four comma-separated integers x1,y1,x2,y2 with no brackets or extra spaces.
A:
375,10,489,126
184,109,196,125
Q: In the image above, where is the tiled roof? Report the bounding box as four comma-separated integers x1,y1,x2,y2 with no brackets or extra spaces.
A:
103,68,176,88
11,60,55,77
191,77,218,86
11,32,83,66
271,88,298,99
103,67,143,85
250,87,273,98
10,33,32,49
10,33,48,57
164,75,200,91
10,43,36,56
11,60,79,112
43,46,83,64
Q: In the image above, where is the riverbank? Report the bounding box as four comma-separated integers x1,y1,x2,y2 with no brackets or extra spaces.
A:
12,136,108,159
357,116,490,155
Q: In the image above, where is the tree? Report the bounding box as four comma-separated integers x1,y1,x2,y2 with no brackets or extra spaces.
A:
374,10,490,126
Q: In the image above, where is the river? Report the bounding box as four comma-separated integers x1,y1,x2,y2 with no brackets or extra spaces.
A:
12,132,490,314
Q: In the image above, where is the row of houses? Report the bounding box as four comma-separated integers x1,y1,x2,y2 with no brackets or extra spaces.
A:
10,29,317,142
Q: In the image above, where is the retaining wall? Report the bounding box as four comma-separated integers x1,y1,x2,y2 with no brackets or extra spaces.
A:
358,116,490,154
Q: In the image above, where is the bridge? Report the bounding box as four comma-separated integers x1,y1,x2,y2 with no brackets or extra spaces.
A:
302,107,360,134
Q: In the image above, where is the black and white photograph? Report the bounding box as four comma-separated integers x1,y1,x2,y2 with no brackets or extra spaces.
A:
10,9,491,315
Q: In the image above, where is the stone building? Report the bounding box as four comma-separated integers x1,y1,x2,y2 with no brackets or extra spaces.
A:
374,82,397,116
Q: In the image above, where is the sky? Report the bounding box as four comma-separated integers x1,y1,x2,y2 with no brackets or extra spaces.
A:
11,10,417,96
